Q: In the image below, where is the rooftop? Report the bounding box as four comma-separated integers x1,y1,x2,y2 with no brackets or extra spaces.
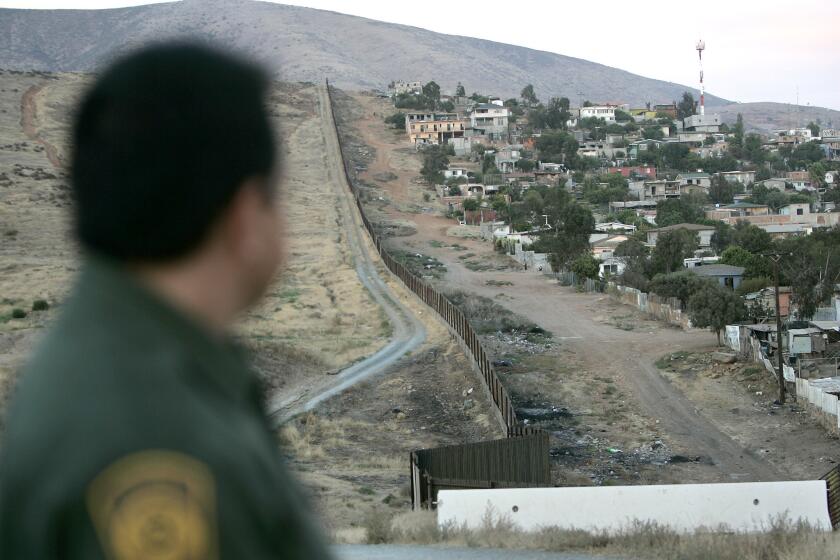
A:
651,223,716,232
687,264,745,277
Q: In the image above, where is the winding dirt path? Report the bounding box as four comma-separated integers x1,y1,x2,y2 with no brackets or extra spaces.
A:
268,85,426,423
20,84,63,169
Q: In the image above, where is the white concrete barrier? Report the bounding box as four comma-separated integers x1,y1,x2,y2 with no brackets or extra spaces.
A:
437,481,831,534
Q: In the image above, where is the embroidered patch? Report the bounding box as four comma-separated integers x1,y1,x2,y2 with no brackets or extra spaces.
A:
87,450,218,560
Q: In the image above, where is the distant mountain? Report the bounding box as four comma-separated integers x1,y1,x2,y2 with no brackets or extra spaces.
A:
710,102,840,133
0,0,732,107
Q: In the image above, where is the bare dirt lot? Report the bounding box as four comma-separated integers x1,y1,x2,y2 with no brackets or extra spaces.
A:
336,90,840,487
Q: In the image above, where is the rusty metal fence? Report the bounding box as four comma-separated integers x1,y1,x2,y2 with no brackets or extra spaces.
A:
410,432,551,509
324,81,520,430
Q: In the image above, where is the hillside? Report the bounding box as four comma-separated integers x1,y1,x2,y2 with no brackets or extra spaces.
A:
711,102,840,133
0,0,731,107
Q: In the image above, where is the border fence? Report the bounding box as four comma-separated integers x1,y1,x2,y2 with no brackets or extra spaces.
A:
823,465,840,529
324,82,549,508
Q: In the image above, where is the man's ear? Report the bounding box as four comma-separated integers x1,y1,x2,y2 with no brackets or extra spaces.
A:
219,179,265,257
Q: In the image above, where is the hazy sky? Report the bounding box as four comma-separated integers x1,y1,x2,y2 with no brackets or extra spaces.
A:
2,0,839,110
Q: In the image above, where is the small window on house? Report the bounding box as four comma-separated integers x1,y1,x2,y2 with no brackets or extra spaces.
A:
797,208,804,215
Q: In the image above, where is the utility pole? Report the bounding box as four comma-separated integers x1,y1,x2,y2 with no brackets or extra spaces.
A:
770,254,786,404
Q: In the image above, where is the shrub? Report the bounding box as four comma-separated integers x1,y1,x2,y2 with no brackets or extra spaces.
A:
11,308,27,319
32,299,49,311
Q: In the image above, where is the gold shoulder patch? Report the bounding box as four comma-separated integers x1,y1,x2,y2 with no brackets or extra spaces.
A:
86,450,218,560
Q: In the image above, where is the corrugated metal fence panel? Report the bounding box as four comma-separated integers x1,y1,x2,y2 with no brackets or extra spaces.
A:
415,433,550,486
821,465,840,529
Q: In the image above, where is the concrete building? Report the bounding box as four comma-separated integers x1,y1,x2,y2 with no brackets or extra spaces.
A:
683,114,721,132
494,147,522,173
405,112,468,146
719,170,756,185
677,172,712,189
641,179,681,201
469,104,510,142
391,80,423,96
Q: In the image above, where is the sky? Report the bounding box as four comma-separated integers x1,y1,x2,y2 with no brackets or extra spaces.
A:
2,0,839,110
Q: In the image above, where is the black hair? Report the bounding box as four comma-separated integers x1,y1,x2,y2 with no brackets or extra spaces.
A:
71,42,276,261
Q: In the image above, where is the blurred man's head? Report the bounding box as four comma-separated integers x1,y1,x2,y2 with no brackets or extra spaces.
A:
71,42,282,325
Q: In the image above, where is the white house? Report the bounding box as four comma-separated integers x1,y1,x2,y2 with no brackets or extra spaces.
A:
579,106,616,123
444,167,469,179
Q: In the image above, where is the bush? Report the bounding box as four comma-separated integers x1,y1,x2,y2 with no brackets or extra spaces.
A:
649,271,709,306
32,299,49,311
11,308,27,319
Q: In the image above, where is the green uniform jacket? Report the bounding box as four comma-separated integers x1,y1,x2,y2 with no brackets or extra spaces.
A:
0,258,332,559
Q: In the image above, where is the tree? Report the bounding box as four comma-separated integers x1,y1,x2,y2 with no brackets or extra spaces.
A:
545,97,571,129
422,81,441,104
652,229,699,274
743,133,765,164
571,254,600,281
710,222,733,254
806,121,820,138
708,175,735,204
733,221,773,254
789,141,824,169
384,111,406,129
649,271,708,306
730,113,745,158
520,84,538,106
688,282,745,344
419,144,450,184
655,198,704,227
455,82,466,97
614,109,633,122
643,126,664,140
533,203,595,271
676,92,696,120
719,245,772,278
462,198,479,211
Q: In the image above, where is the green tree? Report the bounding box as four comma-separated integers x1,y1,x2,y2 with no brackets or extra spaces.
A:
571,254,600,281
643,126,664,140
710,222,733,254
676,92,697,120
733,221,773,254
789,141,825,169
719,245,772,278
649,271,708,305
419,144,450,184
455,82,466,97
384,111,406,129
462,198,479,211
614,109,633,122
708,175,735,204
652,229,698,274
688,282,746,344
520,84,538,106
422,81,441,104
806,121,820,138
730,113,745,158
655,198,704,227
743,133,765,164
533,203,595,271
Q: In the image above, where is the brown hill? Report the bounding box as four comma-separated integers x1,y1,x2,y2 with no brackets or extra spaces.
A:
0,0,731,107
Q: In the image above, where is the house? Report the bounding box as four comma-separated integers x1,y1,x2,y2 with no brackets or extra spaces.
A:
759,223,812,239
630,108,659,121
683,114,721,133
494,147,522,173
463,208,498,226
646,223,715,248
719,170,756,185
786,171,813,191
444,167,469,179
678,131,708,144
590,234,629,259
757,178,787,192
780,203,810,217
539,162,567,172
641,179,681,201
469,104,510,142
687,264,745,290
391,80,423,96
607,165,656,179
677,172,712,189
595,222,637,233
684,256,720,268
787,328,826,357
653,104,678,118
599,257,626,279
579,105,616,122
605,133,625,146
405,112,468,146
705,202,770,220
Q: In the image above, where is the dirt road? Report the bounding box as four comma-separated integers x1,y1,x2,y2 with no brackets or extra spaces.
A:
268,85,426,423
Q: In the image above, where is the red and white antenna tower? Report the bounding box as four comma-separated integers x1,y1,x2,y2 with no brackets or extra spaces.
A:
696,39,705,116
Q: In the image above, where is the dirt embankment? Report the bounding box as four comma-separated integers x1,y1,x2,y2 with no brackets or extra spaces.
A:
20,84,62,169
